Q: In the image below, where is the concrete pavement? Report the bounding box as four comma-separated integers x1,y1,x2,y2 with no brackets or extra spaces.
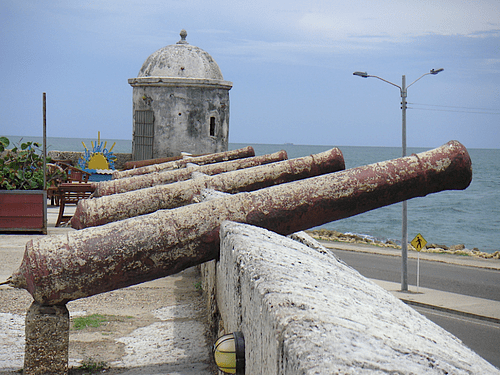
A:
0,204,215,374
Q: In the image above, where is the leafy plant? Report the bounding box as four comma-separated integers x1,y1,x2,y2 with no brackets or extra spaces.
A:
0,136,65,190
194,281,202,290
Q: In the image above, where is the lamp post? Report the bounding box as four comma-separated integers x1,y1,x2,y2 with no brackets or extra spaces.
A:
353,68,444,291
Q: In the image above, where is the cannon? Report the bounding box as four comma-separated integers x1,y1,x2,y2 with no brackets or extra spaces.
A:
112,145,255,179
6,141,471,305
122,155,190,170
72,148,346,229
94,150,287,196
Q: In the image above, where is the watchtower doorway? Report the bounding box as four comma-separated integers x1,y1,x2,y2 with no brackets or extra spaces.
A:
132,110,154,160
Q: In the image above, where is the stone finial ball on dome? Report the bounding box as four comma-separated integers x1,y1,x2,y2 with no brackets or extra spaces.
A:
177,29,188,44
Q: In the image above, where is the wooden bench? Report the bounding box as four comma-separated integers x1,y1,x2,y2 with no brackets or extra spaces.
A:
55,183,95,227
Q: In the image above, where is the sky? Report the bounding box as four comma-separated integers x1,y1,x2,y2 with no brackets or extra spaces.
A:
1,0,499,149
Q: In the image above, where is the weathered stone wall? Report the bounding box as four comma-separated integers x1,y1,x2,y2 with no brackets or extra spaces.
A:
131,81,230,159
201,221,498,374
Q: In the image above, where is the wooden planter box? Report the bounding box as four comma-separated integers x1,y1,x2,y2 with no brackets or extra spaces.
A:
0,190,47,234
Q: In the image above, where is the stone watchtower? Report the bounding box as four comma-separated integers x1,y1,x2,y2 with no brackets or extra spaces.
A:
128,30,233,160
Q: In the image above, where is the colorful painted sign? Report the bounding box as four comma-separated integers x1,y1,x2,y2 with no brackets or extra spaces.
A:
78,132,117,171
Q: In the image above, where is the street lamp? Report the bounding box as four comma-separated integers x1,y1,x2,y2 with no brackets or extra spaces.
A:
353,68,444,292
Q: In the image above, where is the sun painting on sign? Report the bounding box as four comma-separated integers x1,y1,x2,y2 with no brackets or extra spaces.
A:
78,132,117,171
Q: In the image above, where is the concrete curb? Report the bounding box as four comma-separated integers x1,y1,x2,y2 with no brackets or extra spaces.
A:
402,300,500,325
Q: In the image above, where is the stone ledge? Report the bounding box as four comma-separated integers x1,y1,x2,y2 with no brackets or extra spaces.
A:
202,221,497,374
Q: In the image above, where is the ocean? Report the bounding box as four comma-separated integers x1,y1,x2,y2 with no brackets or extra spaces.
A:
5,135,499,253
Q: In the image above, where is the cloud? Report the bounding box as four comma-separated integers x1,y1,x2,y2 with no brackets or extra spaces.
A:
208,0,500,66
6,0,498,61
296,1,500,42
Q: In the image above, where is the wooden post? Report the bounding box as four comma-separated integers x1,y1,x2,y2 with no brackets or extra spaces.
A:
42,93,46,191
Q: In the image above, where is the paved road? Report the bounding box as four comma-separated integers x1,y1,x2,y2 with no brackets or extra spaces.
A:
414,305,500,370
329,248,500,302
325,246,500,370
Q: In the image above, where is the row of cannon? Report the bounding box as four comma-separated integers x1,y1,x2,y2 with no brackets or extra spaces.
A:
6,140,472,305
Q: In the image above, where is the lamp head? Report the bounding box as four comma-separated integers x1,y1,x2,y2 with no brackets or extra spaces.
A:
353,71,369,78
430,68,444,75
213,331,245,374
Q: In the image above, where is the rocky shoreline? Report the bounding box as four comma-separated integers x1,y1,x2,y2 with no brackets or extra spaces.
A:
306,229,500,260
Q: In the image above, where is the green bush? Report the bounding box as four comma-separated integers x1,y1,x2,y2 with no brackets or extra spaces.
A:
0,136,64,190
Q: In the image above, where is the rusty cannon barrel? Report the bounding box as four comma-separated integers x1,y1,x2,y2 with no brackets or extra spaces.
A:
123,155,187,170
95,150,288,197
71,148,346,229
113,146,255,179
6,141,472,305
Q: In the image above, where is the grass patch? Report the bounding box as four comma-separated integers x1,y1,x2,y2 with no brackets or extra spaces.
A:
72,314,108,330
194,281,202,290
72,314,135,331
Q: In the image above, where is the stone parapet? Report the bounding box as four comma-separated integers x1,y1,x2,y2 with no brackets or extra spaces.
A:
202,221,498,374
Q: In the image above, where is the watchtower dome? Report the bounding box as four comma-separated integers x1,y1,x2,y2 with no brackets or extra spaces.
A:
128,30,233,160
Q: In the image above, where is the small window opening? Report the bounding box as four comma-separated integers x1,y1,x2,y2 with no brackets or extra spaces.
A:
209,117,216,137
